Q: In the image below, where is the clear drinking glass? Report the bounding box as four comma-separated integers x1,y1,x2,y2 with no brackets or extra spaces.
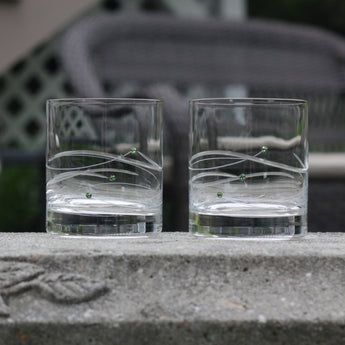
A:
189,98,308,239
46,98,163,236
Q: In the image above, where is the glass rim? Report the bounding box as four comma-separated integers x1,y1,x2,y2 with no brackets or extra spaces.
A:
47,98,162,105
190,98,308,106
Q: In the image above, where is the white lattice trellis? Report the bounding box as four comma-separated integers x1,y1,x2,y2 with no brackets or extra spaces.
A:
0,40,73,151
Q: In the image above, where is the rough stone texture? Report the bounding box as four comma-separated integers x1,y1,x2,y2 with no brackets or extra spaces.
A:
0,232,345,344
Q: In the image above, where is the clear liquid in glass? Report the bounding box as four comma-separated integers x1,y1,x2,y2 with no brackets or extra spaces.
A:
189,150,307,239
47,150,162,236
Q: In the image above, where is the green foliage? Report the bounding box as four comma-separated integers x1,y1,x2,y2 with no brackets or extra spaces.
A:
0,165,44,232
248,0,345,36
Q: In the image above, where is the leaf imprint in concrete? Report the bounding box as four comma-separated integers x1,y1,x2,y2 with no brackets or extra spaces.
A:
0,261,108,317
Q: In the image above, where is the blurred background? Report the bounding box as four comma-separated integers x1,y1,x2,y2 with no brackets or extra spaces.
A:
1,0,345,232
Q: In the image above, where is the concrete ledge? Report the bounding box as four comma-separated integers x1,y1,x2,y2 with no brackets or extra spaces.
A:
309,153,345,178
1,232,345,344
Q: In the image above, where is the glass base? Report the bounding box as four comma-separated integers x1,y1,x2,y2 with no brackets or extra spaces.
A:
189,213,307,240
47,211,162,236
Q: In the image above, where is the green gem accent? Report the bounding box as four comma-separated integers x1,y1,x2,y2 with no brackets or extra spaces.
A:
130,147,137,154
261,146,268,153
109,175,116,182
217,192,223,198
86,192,92,199
239,174,246,182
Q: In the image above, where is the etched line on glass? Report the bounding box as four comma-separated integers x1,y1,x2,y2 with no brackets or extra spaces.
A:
190,150,306,174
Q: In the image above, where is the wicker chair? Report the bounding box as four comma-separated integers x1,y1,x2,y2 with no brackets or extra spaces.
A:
58,12,345,232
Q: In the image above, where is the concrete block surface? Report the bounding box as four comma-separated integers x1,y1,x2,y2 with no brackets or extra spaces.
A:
0,232,345,344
